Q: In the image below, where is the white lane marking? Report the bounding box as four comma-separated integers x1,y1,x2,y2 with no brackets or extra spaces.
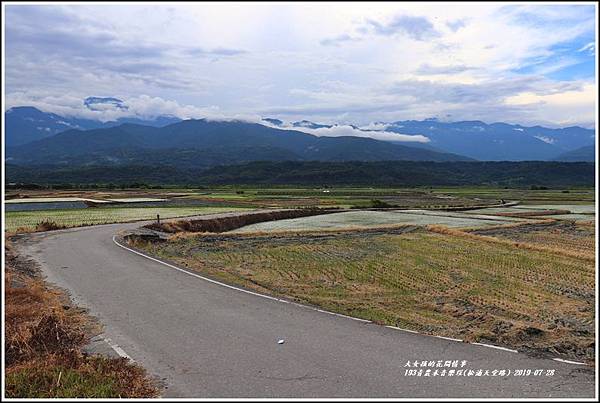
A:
104,337,134,361
385,325,419,334
553,358,587,366
310,307,371,323
113,235,588,366
472,342,518,353
435,335,463,342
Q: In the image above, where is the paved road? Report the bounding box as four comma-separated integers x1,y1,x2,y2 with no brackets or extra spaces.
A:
15,216,596,398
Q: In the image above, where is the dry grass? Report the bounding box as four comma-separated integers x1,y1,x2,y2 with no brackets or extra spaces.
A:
4,240,159,398
471,221,595,261
427,224,594,262
5,353,157,398
459,218,555,232
493,209,570,217
35,220,67,232
8,219,67,235
166,222,418,241
5,278,85,366
138,228,595,362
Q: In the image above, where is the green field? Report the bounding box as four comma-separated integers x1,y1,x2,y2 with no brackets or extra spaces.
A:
4,186,595,233
5,207,249,233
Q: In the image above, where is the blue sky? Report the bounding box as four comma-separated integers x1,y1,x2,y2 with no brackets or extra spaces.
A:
3,2,597,128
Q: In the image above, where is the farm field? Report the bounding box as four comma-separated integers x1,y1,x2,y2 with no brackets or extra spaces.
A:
135,225,595,362
429,187,595,204
472,221,595,259
5,206,249,233
6,186,594,211
5,187,595,233
4,187,502,210
533,214,594,222
232,210,527,233
513,204,596,214
465,204,595,222
466,204,595,215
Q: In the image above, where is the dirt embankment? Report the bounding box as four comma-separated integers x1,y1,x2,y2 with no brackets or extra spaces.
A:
145,208,339,233
493,209,570,218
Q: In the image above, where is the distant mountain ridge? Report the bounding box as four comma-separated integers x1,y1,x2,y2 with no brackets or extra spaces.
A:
552,145,595,162
379,120,594,161
5,106,181,147
263,117,595,161
6,119,472,167
4,106,595,161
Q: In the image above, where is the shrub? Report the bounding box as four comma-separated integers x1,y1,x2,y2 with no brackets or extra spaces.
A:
35,220,66,232
370,199,395,208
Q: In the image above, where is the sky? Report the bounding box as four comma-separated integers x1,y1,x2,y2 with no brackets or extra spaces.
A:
3,2,598,129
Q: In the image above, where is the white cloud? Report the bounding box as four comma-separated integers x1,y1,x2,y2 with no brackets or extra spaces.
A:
5,92,223,122
262,121,429,143
504,83,597,128
534,135,555,144
359,122,390,131
4,3,597,128
578,42,595,55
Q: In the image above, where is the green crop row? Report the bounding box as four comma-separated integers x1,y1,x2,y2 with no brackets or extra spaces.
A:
5,207,249,233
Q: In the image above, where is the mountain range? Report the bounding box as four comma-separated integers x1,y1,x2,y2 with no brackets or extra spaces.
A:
5,106,181,147
4,106,596,165
265,117,595,161
551,145,595,162
6,118,471,167
382,119,594,161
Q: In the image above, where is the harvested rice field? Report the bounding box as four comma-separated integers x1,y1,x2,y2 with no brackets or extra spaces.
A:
532,214,594,222
472,221,595,259
467,204,594,213
135,225,595,362
466,204,595,220
514,204,595,214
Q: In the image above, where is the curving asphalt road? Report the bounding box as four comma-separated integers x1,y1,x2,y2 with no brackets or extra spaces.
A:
14,213,596,398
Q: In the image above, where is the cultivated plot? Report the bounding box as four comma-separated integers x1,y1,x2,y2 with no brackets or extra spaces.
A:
465,204,595,222
472,221,594,259
232,210,525,233
5,207,250,233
